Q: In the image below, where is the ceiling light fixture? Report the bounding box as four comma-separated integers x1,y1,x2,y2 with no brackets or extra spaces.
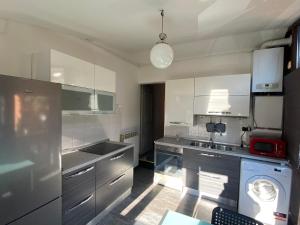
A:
150,9,174,69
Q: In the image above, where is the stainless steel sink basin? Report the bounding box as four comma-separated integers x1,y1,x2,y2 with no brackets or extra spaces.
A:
189,141,210,148
80,141,127,155
214,144,233,151
189,140,236,152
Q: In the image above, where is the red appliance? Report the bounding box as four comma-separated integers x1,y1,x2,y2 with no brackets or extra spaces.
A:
249,137,286,158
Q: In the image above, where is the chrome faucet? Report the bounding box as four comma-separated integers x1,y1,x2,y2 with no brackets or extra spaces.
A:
209,137,214,148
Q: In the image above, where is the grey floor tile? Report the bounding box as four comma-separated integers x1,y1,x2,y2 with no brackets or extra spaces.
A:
97,166,225,225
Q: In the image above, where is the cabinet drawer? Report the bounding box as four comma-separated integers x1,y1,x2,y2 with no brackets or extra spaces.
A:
96,169,133,214
63,193,95,225
183,149,240,179
96,148,133,188
63,165,95,209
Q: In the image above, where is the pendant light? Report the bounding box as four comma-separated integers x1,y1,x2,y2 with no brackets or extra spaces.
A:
150,9,174,69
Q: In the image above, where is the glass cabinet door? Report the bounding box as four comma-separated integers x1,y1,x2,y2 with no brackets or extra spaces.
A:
95,90,115,113
62,85,95,112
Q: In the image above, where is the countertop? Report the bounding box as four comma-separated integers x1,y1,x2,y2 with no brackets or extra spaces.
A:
154,137,289,165
62,141,134,175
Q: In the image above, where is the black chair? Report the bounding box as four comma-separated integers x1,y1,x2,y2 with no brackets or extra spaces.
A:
211,207,264,225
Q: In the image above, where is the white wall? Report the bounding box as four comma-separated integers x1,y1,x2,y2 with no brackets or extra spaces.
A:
138,52,252,84
0,19,140,152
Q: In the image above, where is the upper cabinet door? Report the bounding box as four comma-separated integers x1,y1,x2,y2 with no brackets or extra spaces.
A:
165,78,194,126
194,95,250,117
94,65,116,92
0,50,31,79
50,49,94,89
195,74,251,96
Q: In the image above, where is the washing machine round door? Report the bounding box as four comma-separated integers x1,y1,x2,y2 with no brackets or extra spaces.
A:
245,176,287,225
246,176,286,203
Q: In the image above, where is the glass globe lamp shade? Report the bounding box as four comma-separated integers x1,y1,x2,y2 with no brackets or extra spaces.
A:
150,42,174,69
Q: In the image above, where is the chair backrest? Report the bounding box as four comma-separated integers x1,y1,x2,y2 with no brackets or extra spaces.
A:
211,207,263,225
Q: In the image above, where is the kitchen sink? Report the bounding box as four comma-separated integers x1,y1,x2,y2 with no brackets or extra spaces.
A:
189,141,210,148
214,144,233,151
80,141,127,155
189,141,236,152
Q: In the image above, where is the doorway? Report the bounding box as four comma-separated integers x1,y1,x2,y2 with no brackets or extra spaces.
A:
140,83,165,169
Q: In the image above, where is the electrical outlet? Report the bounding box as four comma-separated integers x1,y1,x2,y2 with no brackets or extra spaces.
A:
242,126,252,132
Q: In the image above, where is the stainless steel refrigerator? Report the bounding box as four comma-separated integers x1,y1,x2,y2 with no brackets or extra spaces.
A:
0,75,62,225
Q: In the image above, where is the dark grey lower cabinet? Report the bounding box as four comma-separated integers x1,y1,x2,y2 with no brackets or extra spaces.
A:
96,147,134,188
62,147,134,225
63,193,95,225
183,148,241,209
96,168,133,214
62,165,95,211
62,164,96,225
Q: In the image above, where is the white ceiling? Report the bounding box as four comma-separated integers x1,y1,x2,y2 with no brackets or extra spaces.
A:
0,0,300,65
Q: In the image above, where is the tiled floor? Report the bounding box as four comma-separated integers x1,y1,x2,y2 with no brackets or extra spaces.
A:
97,167,229,225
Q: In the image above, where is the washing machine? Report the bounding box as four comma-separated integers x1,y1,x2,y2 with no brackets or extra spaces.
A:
239,159,292,225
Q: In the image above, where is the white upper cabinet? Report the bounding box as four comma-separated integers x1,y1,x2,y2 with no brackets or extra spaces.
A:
194,95,250,117
194,74,251,117
0,50,31,79
252,47,284,93
50,49,94,88
94,65,116,92
195,74,251,96
165,78,194,126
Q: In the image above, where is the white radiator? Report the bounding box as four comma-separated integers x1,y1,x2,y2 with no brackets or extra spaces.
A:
120,131,139,167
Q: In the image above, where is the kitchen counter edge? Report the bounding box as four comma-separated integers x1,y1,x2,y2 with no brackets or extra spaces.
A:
154,138,289,165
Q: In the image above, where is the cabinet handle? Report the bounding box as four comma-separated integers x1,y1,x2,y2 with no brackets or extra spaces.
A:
110,153,125,161
199,153,221,158
208,111,232,115
198,172,221,180
65,194,93,214
169,121,187,125
65,166,94,179
221,111,232,115
109,174,125,186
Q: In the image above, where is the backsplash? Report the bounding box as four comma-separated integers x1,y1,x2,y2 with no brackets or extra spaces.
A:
164,116,252,146
62,113,122,152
